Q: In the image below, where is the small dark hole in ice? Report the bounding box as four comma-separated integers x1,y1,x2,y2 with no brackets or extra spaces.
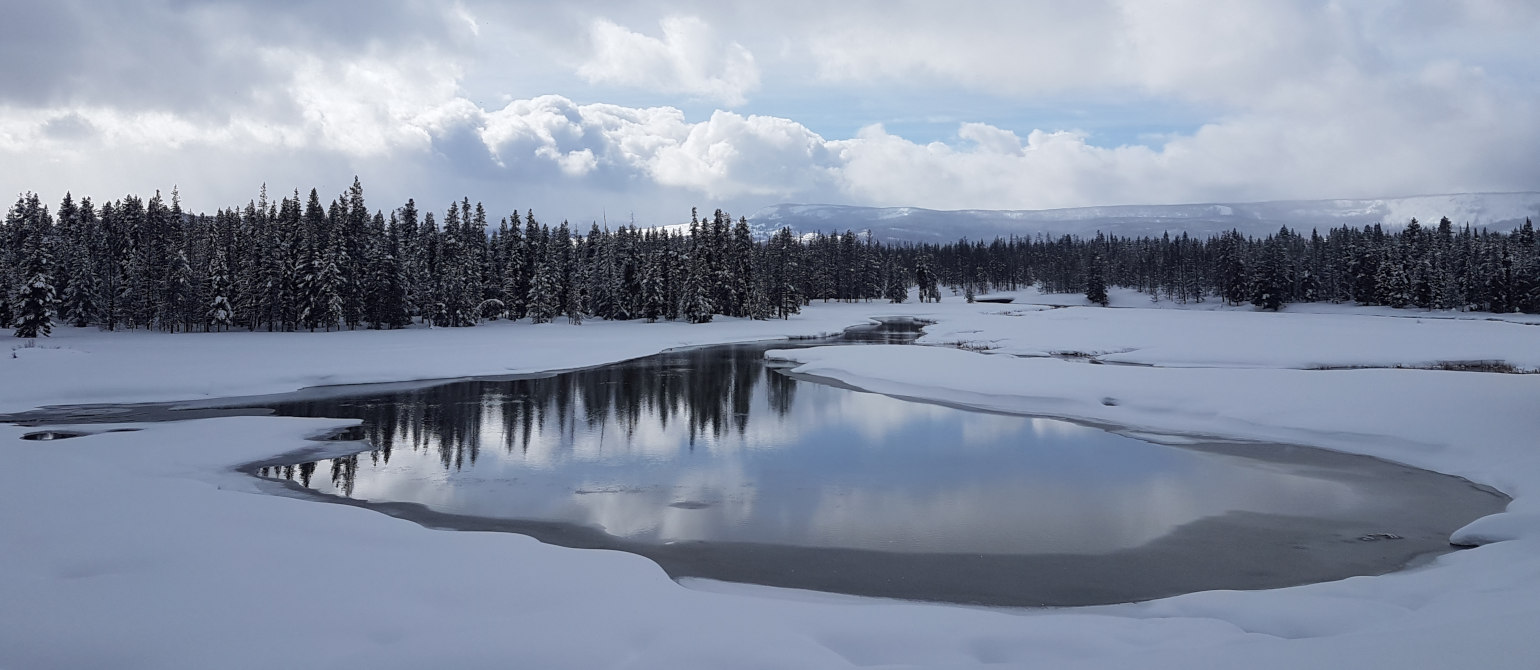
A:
1100,397,1119,406
669,501,712,510
21,430,89,441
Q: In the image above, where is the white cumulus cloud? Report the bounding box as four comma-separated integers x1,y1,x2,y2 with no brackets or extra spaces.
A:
577,16,760,107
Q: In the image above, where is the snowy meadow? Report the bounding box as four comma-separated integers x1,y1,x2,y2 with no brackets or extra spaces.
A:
3,291,1539,669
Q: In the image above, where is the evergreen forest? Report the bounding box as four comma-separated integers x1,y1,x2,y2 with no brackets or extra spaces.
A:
3,179,1538,337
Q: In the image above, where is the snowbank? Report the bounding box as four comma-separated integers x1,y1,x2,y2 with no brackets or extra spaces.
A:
3,294,1540,668
918,306,1540,369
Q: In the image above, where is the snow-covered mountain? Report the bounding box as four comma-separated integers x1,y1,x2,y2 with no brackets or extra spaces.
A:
747,193,1540,243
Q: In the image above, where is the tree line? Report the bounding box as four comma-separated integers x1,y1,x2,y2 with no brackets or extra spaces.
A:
4,179,1538,338
1,180,920,337
926,218,1539,313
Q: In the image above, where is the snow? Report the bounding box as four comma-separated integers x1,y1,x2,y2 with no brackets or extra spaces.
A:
917,304,1540,370
3,292,1540,668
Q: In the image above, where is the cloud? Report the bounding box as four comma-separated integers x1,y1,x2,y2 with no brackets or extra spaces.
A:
1,1,1538,228
648,111,837,197
578,16,760,106
0,0,465,117
5,77,1538,225
279,47,471,156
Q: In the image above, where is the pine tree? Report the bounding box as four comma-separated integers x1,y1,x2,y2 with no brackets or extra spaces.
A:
681,222,714,323
746,248,773,320
639,249,666,322
1488,243,1517,313
166,249,196,332
527,258,560,324
340,177,369,329
1375,242,1411,308
57,194,101,327
206,239,235,331
463,199,490,323
565,234,588,325
1085,252,1109,307
915,253,941,303
12,198,56,338
1215,230,1248,305
681,267,713,324
1250,235,1289,311
367,211,409,329
884,255,908,303
727,217,755,316
313,238,344,330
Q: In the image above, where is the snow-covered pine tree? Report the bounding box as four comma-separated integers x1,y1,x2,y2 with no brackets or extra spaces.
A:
1084,251,1109,307
1250,234,1290,311
615,226,642,320
639,249,666,322
1374,241,1411,309
435,201,466,327
56,194,101,327
375,212,411,328
914,253,941,303
526,258,560,324
497,217,524,320
167,248,196,332
315,236,345,331
340,178,369,329
117,194,151,329
52,193,80,326
680,222,714,324
12,197,57,338
520,211,543,318
565,234,588,325
583,224,613,320
393,199,424,323
884,255,907,303
462,199,489,324
0,217,13,329
206,239,234,331
662,231,684,321
762,227,800,318
746,247,773,320
863,240,884,301
1215,230,1248,305
1487,242,1517,313
681,268,713,323
549,221,573,322
727,216,755,317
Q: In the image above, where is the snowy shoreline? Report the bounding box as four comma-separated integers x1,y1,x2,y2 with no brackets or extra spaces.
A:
4,292,1540,668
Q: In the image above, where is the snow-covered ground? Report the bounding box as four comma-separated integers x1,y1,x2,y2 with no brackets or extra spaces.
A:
3,292,1539,668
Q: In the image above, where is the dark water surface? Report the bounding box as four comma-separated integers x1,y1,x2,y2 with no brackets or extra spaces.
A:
222,320,1508,607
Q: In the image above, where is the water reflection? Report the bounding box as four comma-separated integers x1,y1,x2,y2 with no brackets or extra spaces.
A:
242,321,1510,605
252,323,1420,556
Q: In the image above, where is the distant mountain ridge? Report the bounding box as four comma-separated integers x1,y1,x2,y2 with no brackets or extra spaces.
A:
746,192,1540,243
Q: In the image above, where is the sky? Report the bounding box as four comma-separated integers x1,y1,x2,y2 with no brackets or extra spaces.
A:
2,0,1538,226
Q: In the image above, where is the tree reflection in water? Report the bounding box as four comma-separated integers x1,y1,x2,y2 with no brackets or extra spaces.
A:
253,337,853,496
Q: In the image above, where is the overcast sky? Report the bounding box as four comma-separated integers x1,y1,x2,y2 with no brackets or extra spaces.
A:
2,0,1537,225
